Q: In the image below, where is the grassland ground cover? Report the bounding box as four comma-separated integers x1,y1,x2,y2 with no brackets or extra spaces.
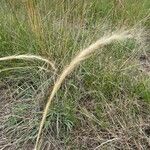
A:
0,0,150,149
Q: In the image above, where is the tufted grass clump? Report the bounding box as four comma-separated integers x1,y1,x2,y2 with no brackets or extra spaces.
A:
0,0,149,150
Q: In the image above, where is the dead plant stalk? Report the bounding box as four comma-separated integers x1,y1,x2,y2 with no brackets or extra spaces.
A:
34,30,137,150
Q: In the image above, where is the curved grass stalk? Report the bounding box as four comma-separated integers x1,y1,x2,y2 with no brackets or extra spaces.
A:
0,54,56,71
34,30,137,150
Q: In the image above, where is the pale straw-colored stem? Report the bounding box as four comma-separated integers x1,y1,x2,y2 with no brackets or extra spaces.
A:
0,54,56,71
34,30,134,150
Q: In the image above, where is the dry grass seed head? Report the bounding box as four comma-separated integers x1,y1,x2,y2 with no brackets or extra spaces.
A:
0,54,56,71
34,29,143,150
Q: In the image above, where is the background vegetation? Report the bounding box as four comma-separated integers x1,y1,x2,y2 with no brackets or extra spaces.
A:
0,0,150,149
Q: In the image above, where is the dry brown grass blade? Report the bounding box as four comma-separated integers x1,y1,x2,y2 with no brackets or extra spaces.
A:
24,0,47,56
0,54,56,71
24,0,43,39
34,30,138,150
